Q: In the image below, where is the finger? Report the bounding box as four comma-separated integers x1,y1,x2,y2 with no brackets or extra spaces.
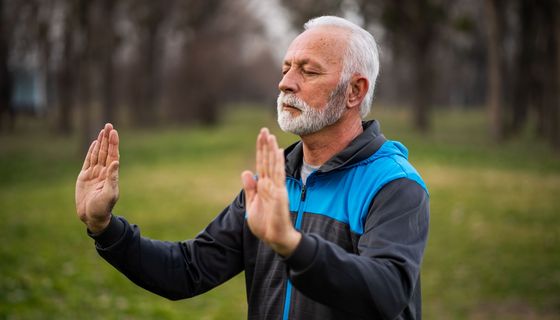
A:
267,135,277,177
91,130,103,165
241,170,257,205
99,123,112,166
82,140,97,170
256,129,265,178
105,160,120,191
107,129,120,165
261,128,270,178
273,149,285,185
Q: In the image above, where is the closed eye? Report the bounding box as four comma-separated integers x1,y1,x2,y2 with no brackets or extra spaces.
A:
303,69,319,76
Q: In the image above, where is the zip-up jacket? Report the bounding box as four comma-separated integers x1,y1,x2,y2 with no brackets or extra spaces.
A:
89,120,430,320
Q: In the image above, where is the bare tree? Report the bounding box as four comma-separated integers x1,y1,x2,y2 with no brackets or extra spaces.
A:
508,0,533,138
0,0,14,132
484,0,506,141
99,0,117,125
495,0,560,148
75,0,94,152
56,1,75,134
538,0,559,149
164,0,268,125
127,0,167,127
375,1,446,132
555,1,560,150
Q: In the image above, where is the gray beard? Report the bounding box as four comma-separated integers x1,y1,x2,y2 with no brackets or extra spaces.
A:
276,81,348,136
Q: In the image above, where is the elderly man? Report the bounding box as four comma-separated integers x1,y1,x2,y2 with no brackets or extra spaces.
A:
76,16,429,320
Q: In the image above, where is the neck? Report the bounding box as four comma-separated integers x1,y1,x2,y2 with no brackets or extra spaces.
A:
300,114,363,166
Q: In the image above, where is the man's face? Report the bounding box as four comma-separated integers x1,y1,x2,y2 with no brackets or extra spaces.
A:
277,26,349,136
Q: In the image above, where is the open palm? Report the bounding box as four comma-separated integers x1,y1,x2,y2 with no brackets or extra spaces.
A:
75,123,120,233
244,163,289,243
242,128,300,256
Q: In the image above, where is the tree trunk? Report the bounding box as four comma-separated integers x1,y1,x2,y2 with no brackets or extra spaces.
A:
0,0,14,132
198,95,218,126
556,2,560,150
131,2,164,127
485,0,505,141
78,0,93,154
541,0,560,149
412,38,433,132
37,3,52,119
509,0,534,137
58,30,73,134
101,0,116,125
57,1,78,135
380,0,439,133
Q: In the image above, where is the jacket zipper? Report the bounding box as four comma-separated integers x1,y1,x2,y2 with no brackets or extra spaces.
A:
300,184,307,201
282,179,308,320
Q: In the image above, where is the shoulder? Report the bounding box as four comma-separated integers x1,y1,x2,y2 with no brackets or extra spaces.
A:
356,140,428,195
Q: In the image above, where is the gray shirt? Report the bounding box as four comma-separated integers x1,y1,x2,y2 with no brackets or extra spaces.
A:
301,160,320,185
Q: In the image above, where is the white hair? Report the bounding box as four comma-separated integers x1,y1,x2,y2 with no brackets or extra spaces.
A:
304,16,380,118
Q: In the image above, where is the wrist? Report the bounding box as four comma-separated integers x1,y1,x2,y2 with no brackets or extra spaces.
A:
87,215,112,234
270,230,302,257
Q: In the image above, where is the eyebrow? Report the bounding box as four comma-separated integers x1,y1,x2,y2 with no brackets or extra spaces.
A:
282,58,324,70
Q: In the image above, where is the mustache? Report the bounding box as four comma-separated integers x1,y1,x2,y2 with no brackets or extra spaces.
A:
277,93,308,111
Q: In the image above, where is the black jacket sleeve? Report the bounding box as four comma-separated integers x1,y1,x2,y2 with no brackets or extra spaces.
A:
88,191,247,300
284,178,429,319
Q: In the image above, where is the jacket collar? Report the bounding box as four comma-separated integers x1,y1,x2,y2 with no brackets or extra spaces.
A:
284,120,386,178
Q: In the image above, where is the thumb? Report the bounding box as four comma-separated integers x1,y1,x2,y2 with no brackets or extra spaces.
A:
241,170,257,205
106,161,120,191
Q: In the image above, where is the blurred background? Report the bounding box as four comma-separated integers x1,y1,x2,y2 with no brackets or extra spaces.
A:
0,0,559,319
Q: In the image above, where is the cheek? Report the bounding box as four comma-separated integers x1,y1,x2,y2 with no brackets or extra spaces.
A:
302,85,335,109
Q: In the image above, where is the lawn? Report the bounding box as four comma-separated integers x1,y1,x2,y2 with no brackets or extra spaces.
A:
0,106,559,319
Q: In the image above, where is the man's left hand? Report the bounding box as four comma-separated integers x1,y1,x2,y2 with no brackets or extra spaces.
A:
241,128,301,257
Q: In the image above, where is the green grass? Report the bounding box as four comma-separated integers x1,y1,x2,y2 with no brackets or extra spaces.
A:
0,106,559,319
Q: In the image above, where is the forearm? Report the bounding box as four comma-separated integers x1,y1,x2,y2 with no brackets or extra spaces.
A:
90,216,201,299
285,233,423,318
90,212,245,300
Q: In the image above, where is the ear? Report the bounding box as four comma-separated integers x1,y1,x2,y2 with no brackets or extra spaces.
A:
347,75,369,110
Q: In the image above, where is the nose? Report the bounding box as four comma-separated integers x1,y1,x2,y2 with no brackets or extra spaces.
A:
278,69,299,94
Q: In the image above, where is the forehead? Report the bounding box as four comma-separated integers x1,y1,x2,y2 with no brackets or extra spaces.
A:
283,26,349,68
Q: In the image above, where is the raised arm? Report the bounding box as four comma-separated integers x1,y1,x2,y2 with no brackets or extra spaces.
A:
79,124,246,300
241,128,301,257
75,123,120,233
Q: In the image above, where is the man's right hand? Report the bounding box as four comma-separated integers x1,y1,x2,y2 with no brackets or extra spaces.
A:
75,123,120,233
